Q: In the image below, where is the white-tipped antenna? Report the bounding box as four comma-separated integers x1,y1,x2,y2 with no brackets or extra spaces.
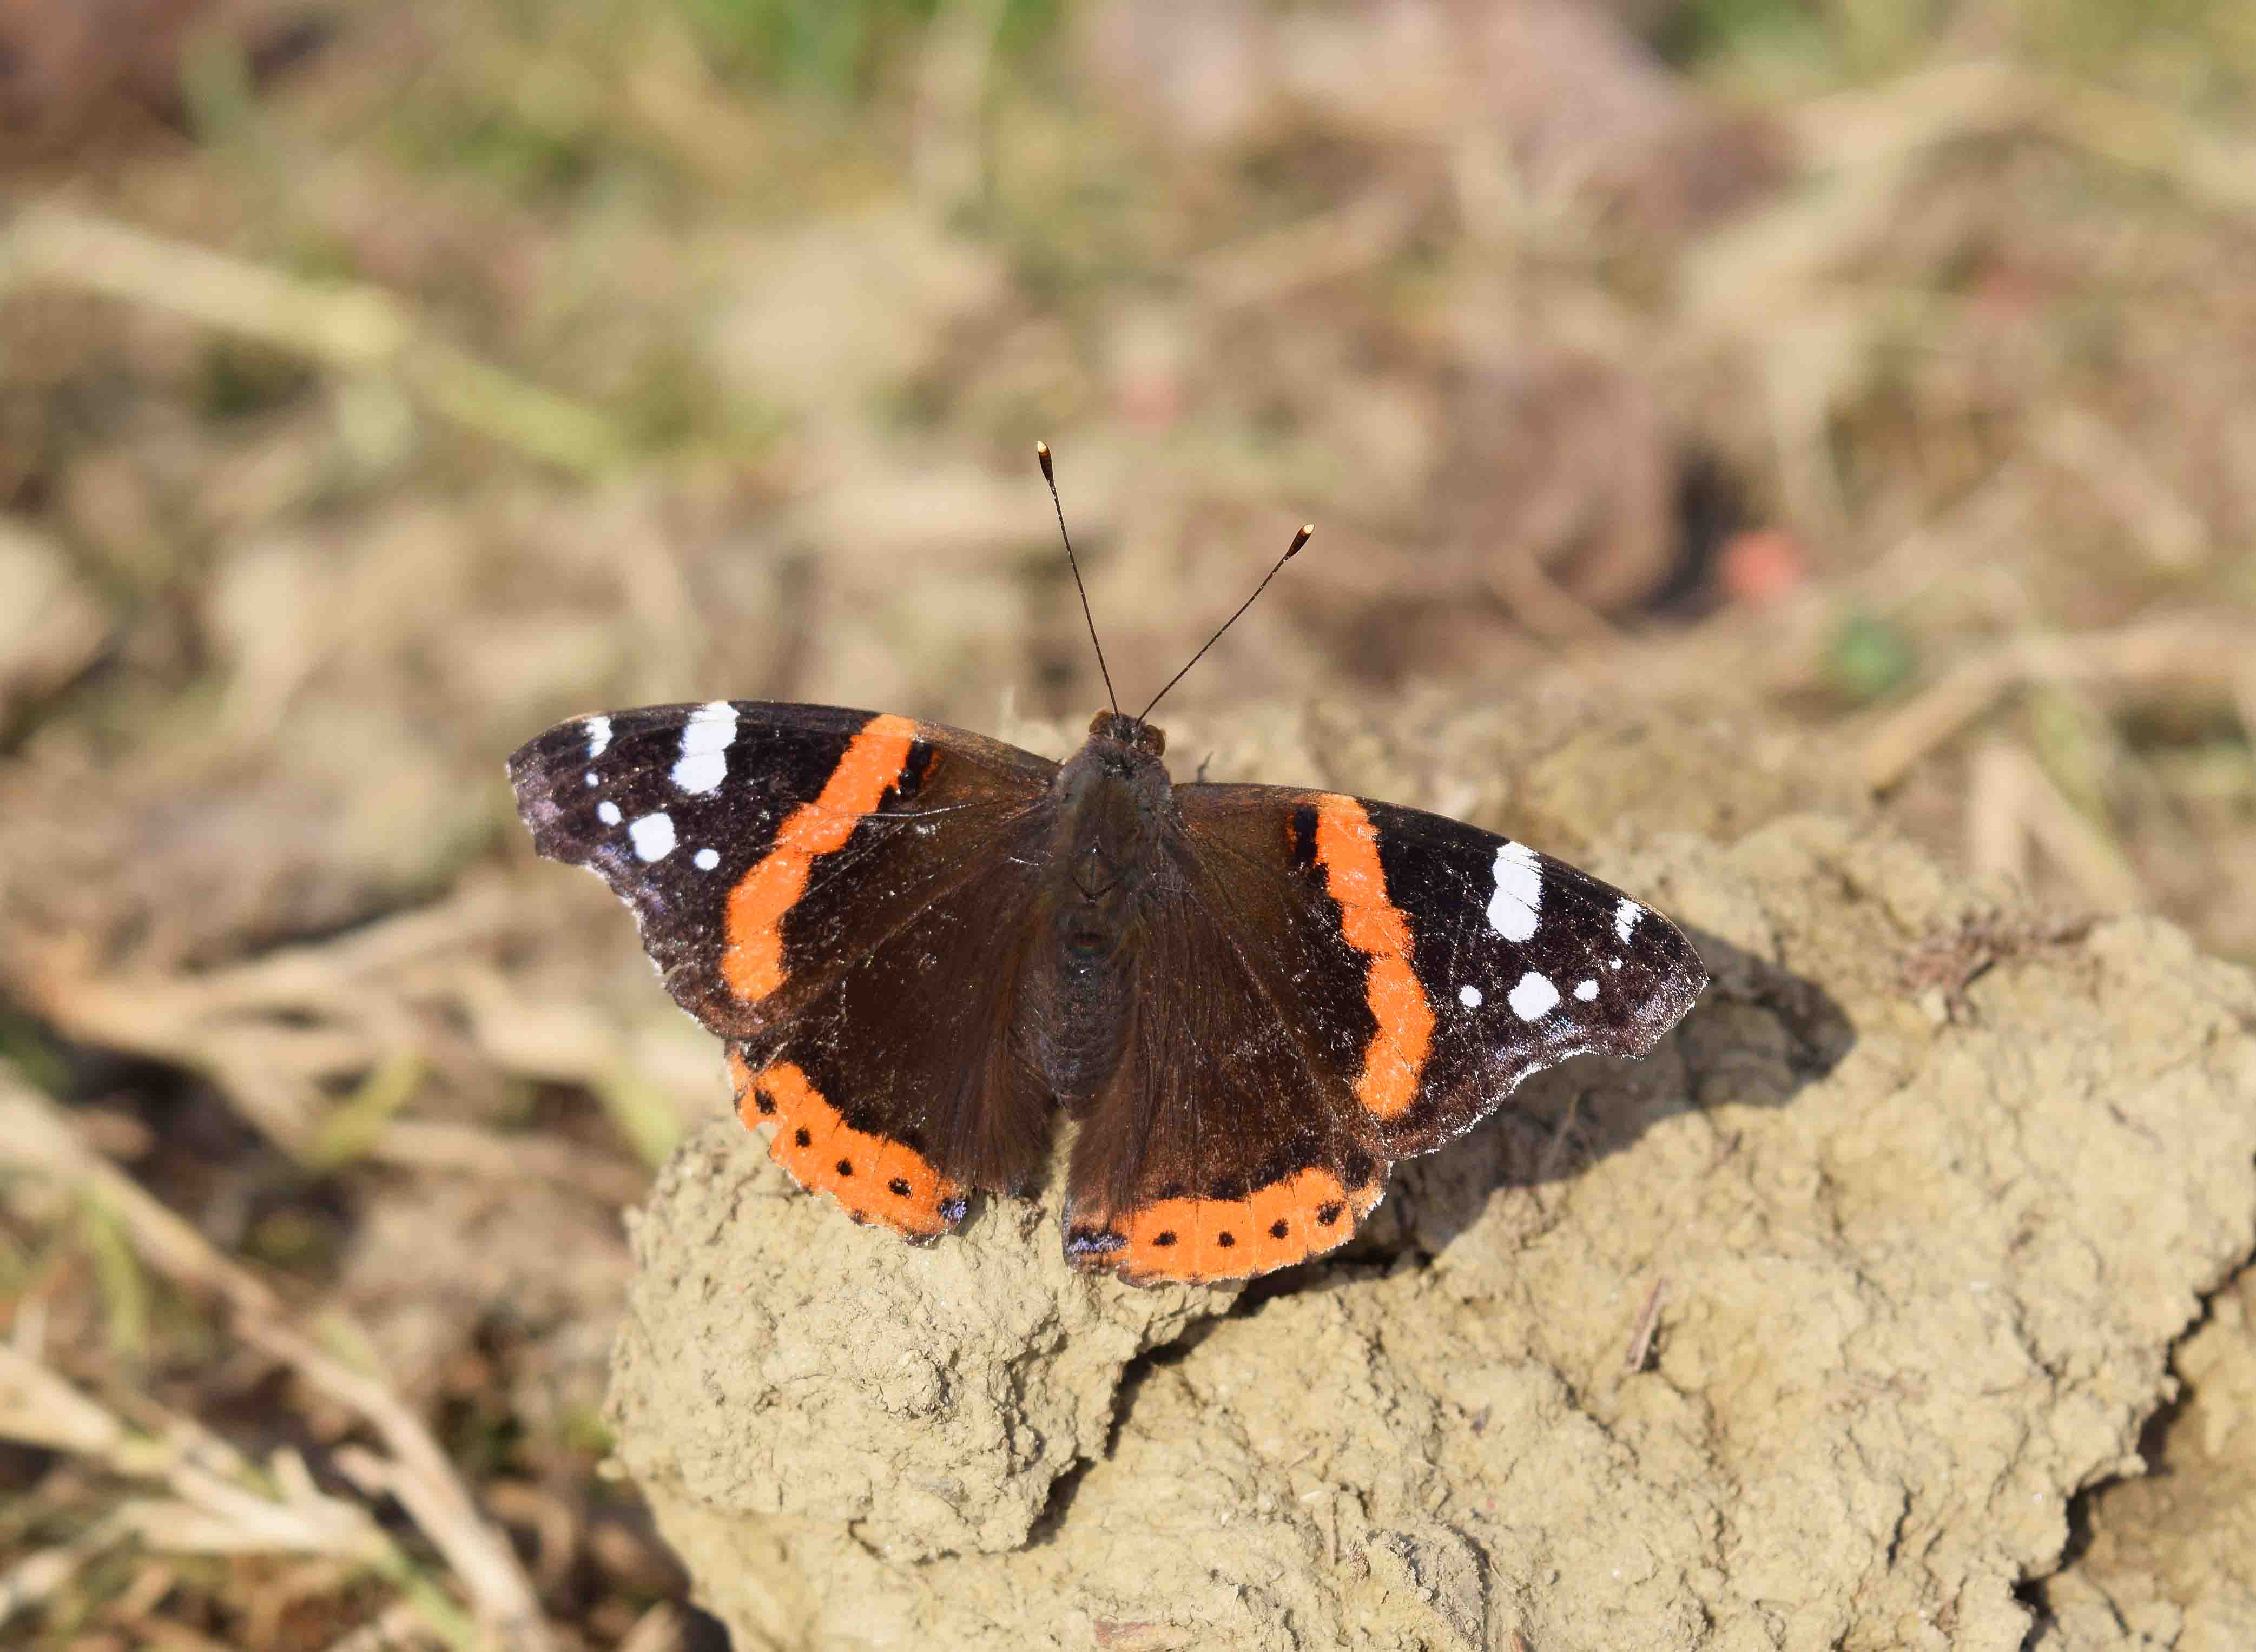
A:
1138,522,1314,723
1037,441,1120,718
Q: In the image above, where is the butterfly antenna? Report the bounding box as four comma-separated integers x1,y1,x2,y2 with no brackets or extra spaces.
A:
1038,441,1119,718
1138,521,1314,723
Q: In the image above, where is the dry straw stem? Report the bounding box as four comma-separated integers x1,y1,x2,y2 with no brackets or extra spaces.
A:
0,1515,119,1625
1855,611,2256,792
0,1343,469,1645
0,204,626,477
28,882,661,1186
1686,57,2256,533
1965,739,2146,914
1482,536,1621,643
1622,1278,1667,1377
23,889,492,1156
913,0,1011,214
0,1069,555,1652
2032,408,2211,574
1193,185,1427,313
374,1119,650,1205
615,1602,698,1652
1731,55,2256,335
321,1599,450,1652
1791,57,2256,221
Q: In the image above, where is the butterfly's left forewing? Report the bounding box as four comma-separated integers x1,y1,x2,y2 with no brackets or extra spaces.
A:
1344,795,1707,1153
1061,783,1706,1285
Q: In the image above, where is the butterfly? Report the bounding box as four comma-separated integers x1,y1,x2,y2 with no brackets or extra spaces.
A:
508,445,1706,1284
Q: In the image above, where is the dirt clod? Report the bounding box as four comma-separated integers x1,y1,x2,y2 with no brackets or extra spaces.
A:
610,813,2256,1650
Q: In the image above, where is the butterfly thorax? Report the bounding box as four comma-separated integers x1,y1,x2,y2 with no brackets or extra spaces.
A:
1018,712,1175,1111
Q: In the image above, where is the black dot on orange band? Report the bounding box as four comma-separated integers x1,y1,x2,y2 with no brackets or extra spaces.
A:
888,1178,912,1198
794,1128,812,1147
754,1091,776,1115
1269,1219,1289,1239
1153,1231,1178,1247
1217,1231,1237,1247
835,1159,854,1177
1317,1202,1343,1225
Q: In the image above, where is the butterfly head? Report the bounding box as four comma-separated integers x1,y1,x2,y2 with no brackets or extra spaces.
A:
1054,712,1175,899
1087,710,1165,758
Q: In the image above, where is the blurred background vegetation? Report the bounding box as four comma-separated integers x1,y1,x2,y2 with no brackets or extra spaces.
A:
2,1,2252,1647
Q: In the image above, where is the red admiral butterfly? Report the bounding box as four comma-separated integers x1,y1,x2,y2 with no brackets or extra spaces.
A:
510,446,1705,1284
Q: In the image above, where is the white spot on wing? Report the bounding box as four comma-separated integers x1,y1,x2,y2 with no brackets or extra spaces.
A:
671,701,737,795
584,715,612,758
596,800,622,825
1614,897,1642,945
693,847,720,870
1508,970,1560,1022
1487,841,1543,942
629,812,676,861
1457,984,1483,1008
1574,979,1599,1002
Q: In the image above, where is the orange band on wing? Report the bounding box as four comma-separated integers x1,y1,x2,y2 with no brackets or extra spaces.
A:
721,714,918,1002
1092,1167,1387,1284
729,1049,965,1241
1313,795,1434,1119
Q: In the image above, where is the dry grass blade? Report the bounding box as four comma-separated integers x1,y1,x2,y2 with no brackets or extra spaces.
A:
914,0,1010,213
1195,187,1427,312
323,1599,450,1652
1967,741,2146,913
25,887,518,1160
0,204,626,475
2033,410,2209,573
0,1519,126,1624
372,1120,650,1205
616,1601,695,1652
1624,1279,1667,1376
0,1343,457,1640
26,882,668,1186
1856,613,2256,791
1791,57,2256,220
0,1069,554,1652
1483,544,1620,643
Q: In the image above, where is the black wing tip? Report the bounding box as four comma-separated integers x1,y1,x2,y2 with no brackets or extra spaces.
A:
505,712,601,789
1635,915,1711,1045
504,732,549,788
504,712,624,865
504,742,546,810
